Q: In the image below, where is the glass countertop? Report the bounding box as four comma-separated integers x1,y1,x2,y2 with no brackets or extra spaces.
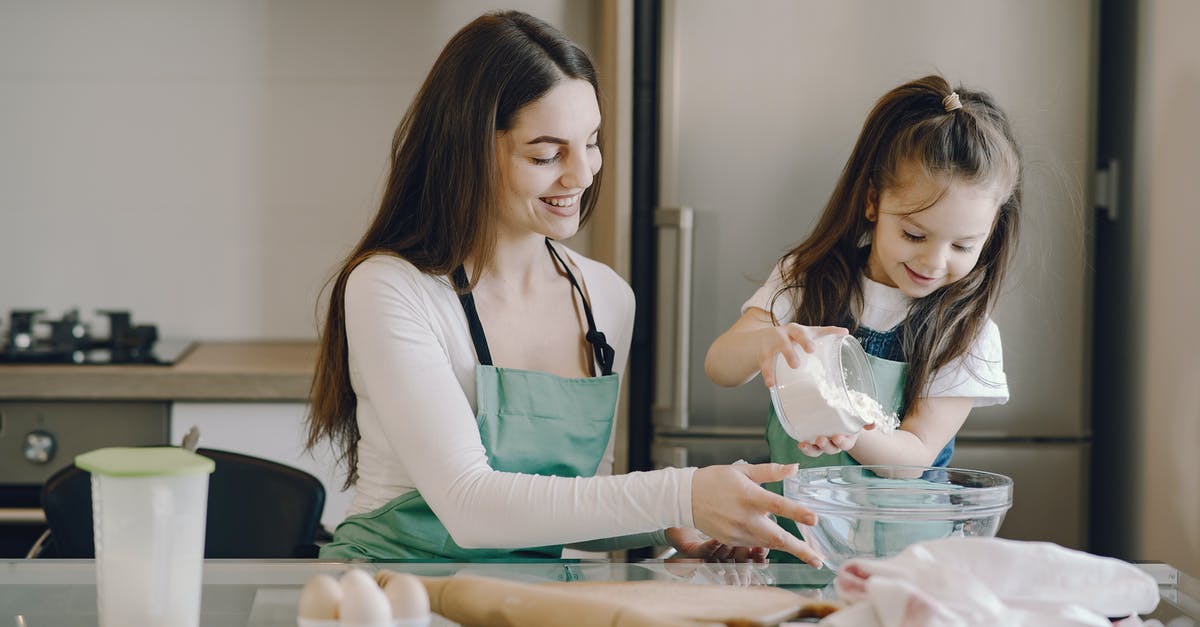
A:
0,559,1195,626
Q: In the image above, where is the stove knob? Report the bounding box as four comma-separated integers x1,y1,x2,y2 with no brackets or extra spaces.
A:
13,333,32,349
23,430,56,465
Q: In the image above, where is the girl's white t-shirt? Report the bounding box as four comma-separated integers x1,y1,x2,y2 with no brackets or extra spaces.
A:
742,261,1008,405
341,245,695,550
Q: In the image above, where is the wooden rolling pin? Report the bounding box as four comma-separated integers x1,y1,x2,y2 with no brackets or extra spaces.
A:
377,570,840,626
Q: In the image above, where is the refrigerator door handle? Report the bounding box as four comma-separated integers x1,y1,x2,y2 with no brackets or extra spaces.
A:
653,207,694,432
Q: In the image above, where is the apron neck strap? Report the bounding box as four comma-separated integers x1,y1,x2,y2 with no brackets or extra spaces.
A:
544,238,615,376
450,240,615,376
452,266,494,366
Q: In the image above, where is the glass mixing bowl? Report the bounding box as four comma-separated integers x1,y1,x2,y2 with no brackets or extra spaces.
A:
783,465,1013,571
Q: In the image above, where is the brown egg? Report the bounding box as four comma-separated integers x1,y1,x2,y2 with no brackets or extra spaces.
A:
381,572,431,620
297,573,342,620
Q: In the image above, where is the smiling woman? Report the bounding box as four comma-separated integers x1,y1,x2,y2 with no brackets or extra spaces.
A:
494,78,602,249
303,10,824,566
479,79,607,381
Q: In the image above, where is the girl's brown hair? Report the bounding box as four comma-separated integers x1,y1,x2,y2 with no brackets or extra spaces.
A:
771,75,1021,412
307,11,603,488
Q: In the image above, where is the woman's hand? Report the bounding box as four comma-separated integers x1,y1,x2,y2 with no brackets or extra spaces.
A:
758,324,848,389
664,527,768,563
690,462,824,568
796,423,876,457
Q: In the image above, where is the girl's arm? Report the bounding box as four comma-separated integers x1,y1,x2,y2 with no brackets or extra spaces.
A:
796,320,1005,466
799,396,974,466
705,306,846,388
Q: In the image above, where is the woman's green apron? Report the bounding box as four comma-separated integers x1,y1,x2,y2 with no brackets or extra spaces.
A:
321,240,619,560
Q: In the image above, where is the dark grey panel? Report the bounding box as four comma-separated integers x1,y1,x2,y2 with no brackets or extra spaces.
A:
0,402,169,484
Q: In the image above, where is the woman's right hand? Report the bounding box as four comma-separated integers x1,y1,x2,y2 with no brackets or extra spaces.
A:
690,462,824,568
757,324,847,389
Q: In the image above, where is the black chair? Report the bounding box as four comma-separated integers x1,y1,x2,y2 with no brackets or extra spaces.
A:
34,447,325,559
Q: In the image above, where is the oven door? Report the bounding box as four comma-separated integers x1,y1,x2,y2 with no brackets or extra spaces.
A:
0,402,169,557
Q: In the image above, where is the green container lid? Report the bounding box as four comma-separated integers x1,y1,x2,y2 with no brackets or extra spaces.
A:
75,447,215,477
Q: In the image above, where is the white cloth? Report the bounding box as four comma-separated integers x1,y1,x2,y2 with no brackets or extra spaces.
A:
343,244,695,548
818,537,1160,627
742,261,1008,405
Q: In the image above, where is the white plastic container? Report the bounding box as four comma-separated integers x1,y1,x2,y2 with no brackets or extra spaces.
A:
76,447,215,627
769,334,885,442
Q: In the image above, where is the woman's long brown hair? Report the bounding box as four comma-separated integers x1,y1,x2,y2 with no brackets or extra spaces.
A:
307,11,604,489
770,75,1022,413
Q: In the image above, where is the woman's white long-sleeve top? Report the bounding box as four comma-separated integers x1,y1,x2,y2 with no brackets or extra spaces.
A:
342,245,695,549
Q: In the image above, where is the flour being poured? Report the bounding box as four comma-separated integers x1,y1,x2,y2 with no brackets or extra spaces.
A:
772,353,899,443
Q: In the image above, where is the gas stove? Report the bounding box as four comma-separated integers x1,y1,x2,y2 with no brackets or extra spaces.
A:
0,309,193,365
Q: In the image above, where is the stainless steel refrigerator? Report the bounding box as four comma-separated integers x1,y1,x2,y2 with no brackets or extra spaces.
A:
631,0,1097,550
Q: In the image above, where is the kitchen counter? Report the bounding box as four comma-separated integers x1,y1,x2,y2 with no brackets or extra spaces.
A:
0,341,317,401
0,559,1196,626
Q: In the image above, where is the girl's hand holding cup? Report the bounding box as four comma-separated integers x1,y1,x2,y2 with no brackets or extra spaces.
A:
757,324,848,389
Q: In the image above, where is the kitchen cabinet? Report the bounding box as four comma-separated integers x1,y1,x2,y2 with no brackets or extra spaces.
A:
170,402,350,531
0,341,342,549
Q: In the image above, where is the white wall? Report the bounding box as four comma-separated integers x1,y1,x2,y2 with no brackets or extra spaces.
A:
1134,0,1200,575
0,1,595,340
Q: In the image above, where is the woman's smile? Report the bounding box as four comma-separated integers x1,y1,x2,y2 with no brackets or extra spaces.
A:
541,193,581,216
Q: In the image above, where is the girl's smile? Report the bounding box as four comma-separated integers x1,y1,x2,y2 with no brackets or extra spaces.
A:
903,264,940,285
865,162,1004,298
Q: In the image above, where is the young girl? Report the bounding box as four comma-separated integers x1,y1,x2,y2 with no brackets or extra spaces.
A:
706,75,1021,542
306,10,822,566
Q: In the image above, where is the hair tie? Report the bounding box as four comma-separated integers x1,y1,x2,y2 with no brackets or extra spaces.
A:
942,92,962,112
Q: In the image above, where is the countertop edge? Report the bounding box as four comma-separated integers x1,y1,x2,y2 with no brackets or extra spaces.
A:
0,341,317,402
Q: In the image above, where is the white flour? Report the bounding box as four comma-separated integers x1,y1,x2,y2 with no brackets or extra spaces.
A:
773,353,898,442
845,388,899,434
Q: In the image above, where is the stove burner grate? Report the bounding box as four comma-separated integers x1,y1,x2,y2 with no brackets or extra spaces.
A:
0,309,192,365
